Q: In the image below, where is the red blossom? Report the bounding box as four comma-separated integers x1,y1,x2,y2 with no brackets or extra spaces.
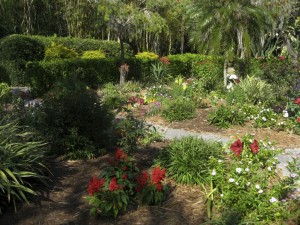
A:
109,177,119,191
123,166,128,171
116,148,128,162
160,56,170,65
151,166,166,185
156,183,163,192
230,139,243,156
88,177,105,196
279,55,285,61
136,171,149,192
122,174,128,180
250,139,259,154
297,117,300,123
294,97,300,106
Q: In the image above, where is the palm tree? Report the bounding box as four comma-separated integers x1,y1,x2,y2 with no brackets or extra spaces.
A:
188,0,273,88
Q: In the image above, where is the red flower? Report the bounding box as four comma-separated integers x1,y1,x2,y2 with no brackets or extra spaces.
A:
123,166,128,171
151,166,166,185
136,171,149,192
250,139,259,154
230,139,243,156
294,97,300,106
297,117,300,123
160,56,170,65
88,177,105,196
109,177,118,191
122,174,128,180
279,55,285,61
156,183,163,192
116,148,128,162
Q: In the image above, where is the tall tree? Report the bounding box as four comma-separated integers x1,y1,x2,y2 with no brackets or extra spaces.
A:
188,0,272,88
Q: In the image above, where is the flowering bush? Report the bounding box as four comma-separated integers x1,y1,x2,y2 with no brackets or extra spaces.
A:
87,148,167,218
206,134,298,223
253,107,278,128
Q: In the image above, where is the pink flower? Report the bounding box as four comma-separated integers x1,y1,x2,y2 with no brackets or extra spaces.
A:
230,139,243,156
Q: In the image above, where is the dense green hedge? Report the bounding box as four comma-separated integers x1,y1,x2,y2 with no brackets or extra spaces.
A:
26,58,119,95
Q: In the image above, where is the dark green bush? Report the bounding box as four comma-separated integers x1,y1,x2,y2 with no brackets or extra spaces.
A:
156,136,223,185
0,64,11,84
162,97,197,122
0,34,44,85
167,53,201,77
26,58,120,96
0,119,48,213
27,87,113,159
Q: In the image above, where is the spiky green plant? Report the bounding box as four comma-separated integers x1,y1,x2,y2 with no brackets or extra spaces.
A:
0,119,48,213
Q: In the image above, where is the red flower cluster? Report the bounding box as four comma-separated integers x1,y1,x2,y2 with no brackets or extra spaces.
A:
116,148,128,162
88,177,105,196
128,96,144,105
294,97,300,106
109,177,119,191
136,171,149,192
279,55,285,61
230,139,260,156
160,56,170,65
230,139,243,156
151,166,166,192
297,117,300,123
122,174,128,180
250,139,259,154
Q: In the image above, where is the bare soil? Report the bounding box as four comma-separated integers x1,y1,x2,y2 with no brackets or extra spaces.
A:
1,107,299,225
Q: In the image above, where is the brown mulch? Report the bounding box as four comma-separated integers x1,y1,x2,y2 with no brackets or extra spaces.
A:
1,107,299,225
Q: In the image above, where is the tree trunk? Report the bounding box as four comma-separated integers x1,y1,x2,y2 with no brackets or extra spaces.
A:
285,37,298,67
180,17,185,54
223,59,228,90
119,33,126,84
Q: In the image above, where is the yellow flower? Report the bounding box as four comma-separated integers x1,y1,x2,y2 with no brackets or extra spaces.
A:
182,82,187,90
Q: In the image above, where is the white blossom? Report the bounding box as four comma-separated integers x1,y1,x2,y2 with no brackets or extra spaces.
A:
258,189,263,194
229,178,235,183
290,173,297,178
211,170,216,176
255,184,260,189
267,167,272,171
246,182,251,186
270,197,277,203
245,168,249,172
236,168,242,173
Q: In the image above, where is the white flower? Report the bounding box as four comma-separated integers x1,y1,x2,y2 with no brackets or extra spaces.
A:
235,182,239,185
283,110,289,118
236,168,242,173
246,182,251,186
258,189,263,194
262,117,267,121
270,197,277,203
229,178,235,183
211,170,216,176
218,159,223,163
290,173,297,178
220,194,224,198
245,168,249,172
267,167,272,171
255,184,260,189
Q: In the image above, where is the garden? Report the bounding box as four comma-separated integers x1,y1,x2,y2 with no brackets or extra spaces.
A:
0,1,300,224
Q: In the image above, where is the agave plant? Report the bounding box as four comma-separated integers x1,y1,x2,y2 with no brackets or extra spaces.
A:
0,119,48,213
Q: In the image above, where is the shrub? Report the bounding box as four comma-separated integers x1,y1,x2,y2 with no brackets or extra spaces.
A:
208,105,247,128
135,52,159,82
156,136,223,185
0,35,44,85
44,42,78,60
27,87,113,159
87,148,167,218
0,119,48,213
0,64,11,84
135,52,159,62
81,50,106,59
207,134,295,223
162,97,197,122
167,53,201,77
101,82,129,110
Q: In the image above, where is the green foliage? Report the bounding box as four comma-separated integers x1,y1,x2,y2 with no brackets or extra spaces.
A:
101,83,129,110
253,107,278,128
150,62,168,84
44,42,78,60
135,52,159,62
0,119,48,213
26,58,119,96
26,87,113,159
0,83,10,107
81,50,106,59
31,35,133,58
0,64,11,84
0,35,44,85
87,149,167,218
135,52,159,82
156,136,223,185
208,105,247,128
167,53,201,77
208,134,293,224
162,97,196,122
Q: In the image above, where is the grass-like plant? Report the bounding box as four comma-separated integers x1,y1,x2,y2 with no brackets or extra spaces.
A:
156,136,223,185
0,119,48,213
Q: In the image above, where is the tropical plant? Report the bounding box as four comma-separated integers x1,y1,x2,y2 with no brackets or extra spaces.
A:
0,119,48,213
